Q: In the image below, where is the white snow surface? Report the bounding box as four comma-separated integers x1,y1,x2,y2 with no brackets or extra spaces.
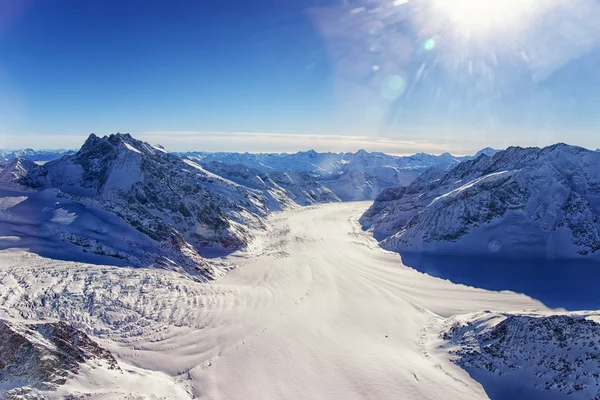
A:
0,201,565,400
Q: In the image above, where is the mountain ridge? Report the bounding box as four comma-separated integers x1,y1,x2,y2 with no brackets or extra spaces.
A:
361,143,600,259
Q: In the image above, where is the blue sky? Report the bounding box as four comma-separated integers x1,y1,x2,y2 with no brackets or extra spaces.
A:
1,0,600,154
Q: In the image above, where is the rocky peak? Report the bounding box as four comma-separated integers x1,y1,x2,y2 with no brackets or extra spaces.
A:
79,133,141,157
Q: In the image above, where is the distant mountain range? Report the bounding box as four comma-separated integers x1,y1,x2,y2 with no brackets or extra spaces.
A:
0,149,75,167
1,147,496,201
180,148,494,201
361,143,600,259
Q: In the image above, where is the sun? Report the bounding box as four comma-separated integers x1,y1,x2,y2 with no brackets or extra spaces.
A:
430,0,543,37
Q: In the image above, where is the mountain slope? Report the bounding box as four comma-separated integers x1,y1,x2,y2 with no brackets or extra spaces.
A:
0,158,48,190
0,134,272,278
362,144,600,259
440,311,600,399
199,160,340,207
0,317,119,394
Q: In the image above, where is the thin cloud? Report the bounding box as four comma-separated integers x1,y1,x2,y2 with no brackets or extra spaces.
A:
136,130,466,155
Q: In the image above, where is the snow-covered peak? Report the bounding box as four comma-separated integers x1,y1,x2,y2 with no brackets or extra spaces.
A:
78,132,161,159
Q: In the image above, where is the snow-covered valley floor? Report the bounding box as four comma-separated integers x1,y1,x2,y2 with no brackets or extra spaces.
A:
0,202,574,399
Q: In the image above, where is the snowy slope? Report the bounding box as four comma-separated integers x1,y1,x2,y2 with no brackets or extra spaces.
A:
0,312,190,399
362,144,600,259
0,202,562,400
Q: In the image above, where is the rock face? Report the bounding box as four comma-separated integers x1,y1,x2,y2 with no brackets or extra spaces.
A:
0,318,119,393
361,144,600,259
441,311,600,399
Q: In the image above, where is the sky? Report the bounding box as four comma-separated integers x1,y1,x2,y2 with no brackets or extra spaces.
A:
1,0,600,154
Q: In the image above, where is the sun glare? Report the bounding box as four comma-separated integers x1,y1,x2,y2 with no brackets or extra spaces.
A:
431,0,543,36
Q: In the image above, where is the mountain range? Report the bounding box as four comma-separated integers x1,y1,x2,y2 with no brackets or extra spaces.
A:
181,148,480,201
0,149,74,167
0,133,498,278
2,134,600,399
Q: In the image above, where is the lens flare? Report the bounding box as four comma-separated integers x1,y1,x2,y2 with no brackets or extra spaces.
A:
424,38,436,51
381,75,406,100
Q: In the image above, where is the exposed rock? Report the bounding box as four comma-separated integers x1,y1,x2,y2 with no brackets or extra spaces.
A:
441,311,600,399
0,318,119,395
